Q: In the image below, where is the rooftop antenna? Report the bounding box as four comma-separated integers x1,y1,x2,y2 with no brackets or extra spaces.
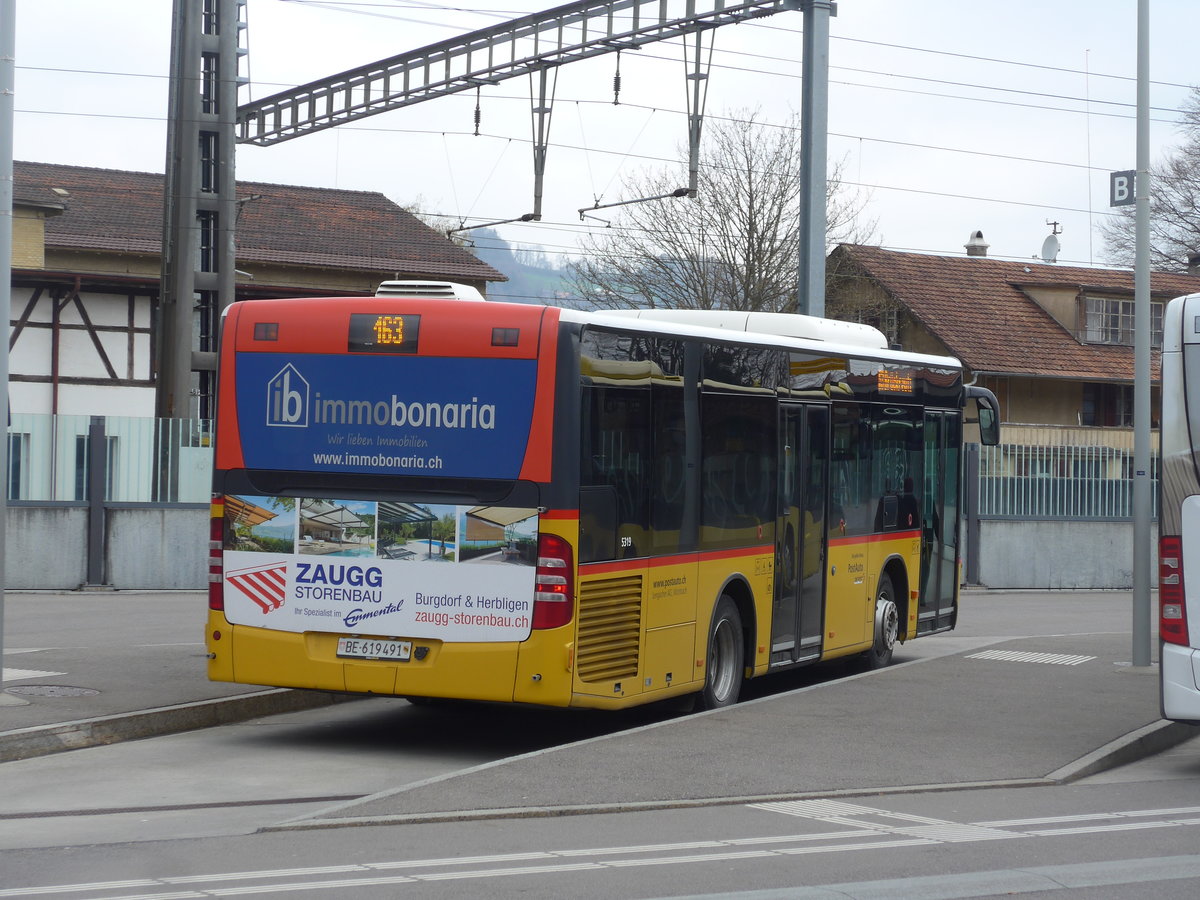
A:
1041,221,1062,263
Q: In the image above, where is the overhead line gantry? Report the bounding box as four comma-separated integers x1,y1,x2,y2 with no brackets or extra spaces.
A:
160,0,834,420
235,0,804,147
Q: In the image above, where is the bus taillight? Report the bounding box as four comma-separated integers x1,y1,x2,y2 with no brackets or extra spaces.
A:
1159,535,1189,646
209,495,225,611
533,533,574,630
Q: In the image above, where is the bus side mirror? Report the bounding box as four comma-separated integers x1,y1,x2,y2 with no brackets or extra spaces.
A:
965,386,1001,446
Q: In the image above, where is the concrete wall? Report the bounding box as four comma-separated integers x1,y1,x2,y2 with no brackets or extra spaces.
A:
5,506,205,591
6,507,88,590
105,508,208,590
976,519,1153,590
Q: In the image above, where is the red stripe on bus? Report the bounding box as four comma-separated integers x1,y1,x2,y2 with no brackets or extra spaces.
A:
580,545,772,576
828,529,921,548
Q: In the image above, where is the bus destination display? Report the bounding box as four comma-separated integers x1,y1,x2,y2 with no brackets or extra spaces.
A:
348,313,420,354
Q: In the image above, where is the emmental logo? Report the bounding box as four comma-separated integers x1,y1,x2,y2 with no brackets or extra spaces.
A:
267,364,309,427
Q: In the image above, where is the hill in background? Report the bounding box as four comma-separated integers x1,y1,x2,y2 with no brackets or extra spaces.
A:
469,228,579,305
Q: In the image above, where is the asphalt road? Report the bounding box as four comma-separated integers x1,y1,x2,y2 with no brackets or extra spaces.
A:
1,589,1198,899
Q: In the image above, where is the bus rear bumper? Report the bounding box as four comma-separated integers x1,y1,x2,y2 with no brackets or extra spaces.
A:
205,611,569,705
1161,641,1200,724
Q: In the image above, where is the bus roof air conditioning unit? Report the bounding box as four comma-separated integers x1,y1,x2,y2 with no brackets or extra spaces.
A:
375,281,485,301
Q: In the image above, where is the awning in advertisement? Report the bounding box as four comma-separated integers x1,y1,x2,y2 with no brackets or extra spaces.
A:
465,506,536,528
224,495,278,528
377,502,438,525
301,499,366,529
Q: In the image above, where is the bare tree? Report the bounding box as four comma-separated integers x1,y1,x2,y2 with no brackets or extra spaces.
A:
1101,88,1200,271
569,110,874,311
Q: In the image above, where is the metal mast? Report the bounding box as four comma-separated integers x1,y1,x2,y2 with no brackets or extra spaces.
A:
159,0,245,420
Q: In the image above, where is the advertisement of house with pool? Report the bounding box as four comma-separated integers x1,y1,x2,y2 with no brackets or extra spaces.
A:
221,495,538,643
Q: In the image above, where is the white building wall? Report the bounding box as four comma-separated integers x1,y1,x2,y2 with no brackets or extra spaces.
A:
9,286,156,417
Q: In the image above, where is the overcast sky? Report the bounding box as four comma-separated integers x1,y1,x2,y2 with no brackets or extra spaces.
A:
12,0,1200,278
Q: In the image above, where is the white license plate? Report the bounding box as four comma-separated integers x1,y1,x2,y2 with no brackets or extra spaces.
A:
336,637,412,661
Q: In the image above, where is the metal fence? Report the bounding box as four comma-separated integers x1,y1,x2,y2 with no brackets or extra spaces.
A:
979,442,1159,520
7,414,213,503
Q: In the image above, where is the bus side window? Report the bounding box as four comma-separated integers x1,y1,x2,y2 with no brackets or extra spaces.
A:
831,404,873,536
579,384,650,561
700,393,776,550
579,485,617,562
651,387,689,554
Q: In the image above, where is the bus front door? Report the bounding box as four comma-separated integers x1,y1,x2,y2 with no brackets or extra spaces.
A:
918,411,962,633
773,404,829,666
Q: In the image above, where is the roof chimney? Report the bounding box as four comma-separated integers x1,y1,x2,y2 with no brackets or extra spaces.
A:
1189,251,1200,276
965,230,989,257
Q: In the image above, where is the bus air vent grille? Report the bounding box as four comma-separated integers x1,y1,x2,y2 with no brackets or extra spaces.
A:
576,574,643,682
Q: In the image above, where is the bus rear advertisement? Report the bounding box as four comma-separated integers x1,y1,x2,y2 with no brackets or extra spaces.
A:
221,496,538,644
206,282,999,710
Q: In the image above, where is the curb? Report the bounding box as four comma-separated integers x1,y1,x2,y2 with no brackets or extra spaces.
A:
0,689,352,763
1046,718,1200,783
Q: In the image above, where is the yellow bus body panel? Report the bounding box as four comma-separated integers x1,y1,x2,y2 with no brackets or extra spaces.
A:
822,532,925,659
571,552,704,706
207,609,529,702
207,526,934,707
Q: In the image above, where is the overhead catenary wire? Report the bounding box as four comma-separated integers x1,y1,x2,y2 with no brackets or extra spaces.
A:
45,113,1129,262
16,4,1194,264
269,0,1200,93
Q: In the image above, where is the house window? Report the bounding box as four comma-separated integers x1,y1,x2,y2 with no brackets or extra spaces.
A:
7,433,29,500
1082,297,1162,347
1081,383,1133,427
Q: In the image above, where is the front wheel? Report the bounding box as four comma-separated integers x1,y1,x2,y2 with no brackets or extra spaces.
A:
861,574,899,670
700,595,744,709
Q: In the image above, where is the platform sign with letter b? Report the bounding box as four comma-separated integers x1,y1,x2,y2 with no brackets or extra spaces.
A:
1110,170,1136,207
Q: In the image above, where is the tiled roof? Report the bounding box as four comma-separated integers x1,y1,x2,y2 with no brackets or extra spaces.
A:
13,161,504,284
832,244,1200,381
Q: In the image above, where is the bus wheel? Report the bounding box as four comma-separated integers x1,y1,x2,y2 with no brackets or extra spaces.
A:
862,574,899,670
700,595,744,709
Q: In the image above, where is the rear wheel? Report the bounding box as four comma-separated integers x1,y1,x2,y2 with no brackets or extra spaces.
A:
700,595,744,709
861,574,899,670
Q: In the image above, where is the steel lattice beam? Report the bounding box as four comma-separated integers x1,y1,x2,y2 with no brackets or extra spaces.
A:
236,0,800,146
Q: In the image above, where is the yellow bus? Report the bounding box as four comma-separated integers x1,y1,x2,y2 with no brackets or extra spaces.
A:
205,282,1000,710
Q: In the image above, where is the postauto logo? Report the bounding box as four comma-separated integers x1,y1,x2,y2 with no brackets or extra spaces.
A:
265,362,498,431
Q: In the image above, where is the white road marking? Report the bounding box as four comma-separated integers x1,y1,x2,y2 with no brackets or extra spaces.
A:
1,668,66,683
3,803,1200,898
966,649,1096,665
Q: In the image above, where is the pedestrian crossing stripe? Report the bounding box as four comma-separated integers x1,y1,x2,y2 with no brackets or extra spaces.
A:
965,649,1096,666
1,668,67,682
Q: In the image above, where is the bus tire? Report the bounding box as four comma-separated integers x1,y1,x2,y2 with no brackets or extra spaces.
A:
700,595,744,710
862,574,899,670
